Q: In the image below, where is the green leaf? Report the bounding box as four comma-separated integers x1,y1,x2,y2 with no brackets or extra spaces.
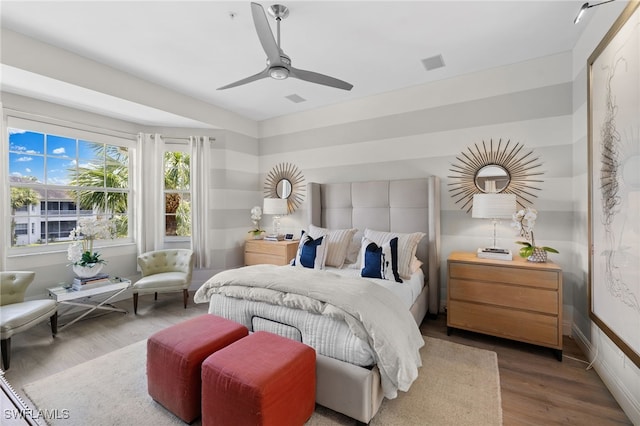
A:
515,241,532,247
519,246,534,258
542,246,559,254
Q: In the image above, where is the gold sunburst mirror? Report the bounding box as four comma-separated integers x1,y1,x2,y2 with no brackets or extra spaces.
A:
448,139,544,213
264,162,305,213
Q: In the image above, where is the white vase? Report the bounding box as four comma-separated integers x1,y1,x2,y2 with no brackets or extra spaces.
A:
72,264,104,278
527,248,548,263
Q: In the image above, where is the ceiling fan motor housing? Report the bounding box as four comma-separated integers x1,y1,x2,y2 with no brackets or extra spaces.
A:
268,4,289,20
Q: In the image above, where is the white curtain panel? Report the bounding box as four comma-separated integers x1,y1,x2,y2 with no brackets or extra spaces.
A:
135,133,165,255
190,136,212,269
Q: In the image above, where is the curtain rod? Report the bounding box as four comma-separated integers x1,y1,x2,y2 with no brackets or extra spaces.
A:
163,136,216,143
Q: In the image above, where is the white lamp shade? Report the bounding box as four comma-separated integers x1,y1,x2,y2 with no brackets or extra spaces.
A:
472,193,516,219
263,198,288,215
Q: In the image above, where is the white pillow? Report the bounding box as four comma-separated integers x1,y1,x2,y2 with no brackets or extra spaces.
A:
293,231,328,269
308,224,357,268
363,228,426,279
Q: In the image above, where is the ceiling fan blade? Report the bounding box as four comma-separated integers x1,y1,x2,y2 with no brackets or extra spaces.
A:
251,2,282,66
289,67,353,91
217,68,270,90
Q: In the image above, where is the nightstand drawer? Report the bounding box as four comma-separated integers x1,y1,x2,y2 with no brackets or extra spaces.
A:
245,252,289,266
246,240,289,256
448,300,560,348
449,262,559,290
449,279,558,315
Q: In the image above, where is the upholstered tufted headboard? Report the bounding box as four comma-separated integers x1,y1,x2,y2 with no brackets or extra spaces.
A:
307,177,441,317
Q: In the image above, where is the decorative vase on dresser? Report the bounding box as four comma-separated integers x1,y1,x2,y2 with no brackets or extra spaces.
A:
446,251,563,360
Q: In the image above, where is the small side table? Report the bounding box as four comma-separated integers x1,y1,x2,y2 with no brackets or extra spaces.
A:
48,277,131,331
244,239,299,266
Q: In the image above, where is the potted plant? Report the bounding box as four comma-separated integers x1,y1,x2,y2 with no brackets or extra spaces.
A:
512,207,559,262
67,217,115,277
248,206,265,239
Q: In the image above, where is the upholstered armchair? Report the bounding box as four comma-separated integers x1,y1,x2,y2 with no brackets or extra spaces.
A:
0,271,57,370
133,249,195,314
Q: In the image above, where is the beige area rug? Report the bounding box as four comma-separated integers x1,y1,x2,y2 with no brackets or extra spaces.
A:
23,336,502,426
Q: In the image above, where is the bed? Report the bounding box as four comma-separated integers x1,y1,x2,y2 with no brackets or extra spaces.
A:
194,177,441,423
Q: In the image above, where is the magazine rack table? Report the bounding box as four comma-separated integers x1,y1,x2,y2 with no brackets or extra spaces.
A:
47,277,131,331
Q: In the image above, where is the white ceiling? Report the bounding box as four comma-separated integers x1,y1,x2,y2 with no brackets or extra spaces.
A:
1,1,594,126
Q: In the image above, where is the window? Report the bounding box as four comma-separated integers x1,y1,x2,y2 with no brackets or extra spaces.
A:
8,126,130,248
163,150,191,238
14,223,27,235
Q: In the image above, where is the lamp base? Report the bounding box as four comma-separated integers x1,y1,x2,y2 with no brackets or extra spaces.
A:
476,247,512,261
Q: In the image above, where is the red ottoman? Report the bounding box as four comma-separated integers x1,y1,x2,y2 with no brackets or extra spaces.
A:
201,331,316,426
147,314,248,423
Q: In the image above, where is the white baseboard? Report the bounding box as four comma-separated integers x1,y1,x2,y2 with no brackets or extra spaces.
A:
572,324,640,425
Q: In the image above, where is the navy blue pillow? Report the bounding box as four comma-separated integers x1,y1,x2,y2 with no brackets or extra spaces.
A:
361,237,402,283
292,231,327,269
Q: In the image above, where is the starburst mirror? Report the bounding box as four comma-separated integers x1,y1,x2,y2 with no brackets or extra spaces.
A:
264,162,305,213
448,139,544,213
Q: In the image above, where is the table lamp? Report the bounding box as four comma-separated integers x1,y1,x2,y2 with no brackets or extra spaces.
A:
472,193,516,259
263,198,288,239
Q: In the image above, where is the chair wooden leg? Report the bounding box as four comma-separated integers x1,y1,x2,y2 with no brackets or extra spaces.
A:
1,338,10,370
50,312,58,337
154,292,158,301
133,293,139,315
183,289,189,309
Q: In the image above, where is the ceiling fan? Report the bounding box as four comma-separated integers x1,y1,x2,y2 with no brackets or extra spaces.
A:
218,2,353,91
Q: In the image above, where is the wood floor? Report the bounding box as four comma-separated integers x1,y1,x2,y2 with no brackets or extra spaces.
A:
3,292,632,425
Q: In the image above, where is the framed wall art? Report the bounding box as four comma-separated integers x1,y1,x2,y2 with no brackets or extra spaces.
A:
588,0,640,368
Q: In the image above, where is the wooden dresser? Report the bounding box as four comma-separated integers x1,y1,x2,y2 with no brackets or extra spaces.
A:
244,239,299,266
447,251,563,360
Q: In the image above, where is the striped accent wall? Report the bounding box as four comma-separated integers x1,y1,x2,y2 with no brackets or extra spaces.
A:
258,52,575,316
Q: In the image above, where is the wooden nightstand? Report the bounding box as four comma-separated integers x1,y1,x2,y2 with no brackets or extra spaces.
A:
447,251,563,360
244,239,299,266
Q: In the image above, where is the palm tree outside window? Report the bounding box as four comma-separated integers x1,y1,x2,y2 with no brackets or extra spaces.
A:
163,151,191,238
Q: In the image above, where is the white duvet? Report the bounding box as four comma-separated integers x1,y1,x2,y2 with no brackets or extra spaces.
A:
193,264,425,399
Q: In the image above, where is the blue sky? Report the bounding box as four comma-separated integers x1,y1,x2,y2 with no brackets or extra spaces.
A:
9,128,102,185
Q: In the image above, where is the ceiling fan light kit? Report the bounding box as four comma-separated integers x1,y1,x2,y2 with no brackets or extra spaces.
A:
269,66,289,80
218,2,353,91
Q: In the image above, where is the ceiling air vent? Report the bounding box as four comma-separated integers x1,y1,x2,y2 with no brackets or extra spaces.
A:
285,94,306,103
421,54,445,71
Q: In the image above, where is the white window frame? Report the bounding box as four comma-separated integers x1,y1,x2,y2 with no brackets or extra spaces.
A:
5,115,136,256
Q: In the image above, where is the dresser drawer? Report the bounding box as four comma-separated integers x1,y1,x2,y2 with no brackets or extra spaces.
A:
449,262,559,290
449,279,559,315
448,300,560,348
